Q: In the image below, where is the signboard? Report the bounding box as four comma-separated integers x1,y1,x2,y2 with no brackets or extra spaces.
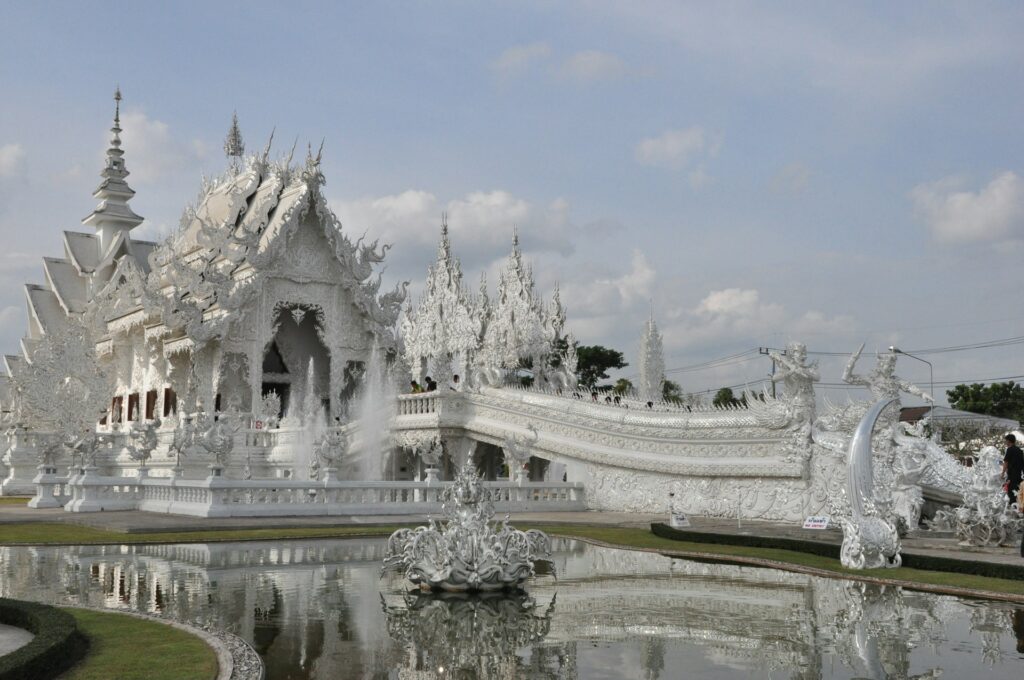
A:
670,512,691,529
802,516,830,530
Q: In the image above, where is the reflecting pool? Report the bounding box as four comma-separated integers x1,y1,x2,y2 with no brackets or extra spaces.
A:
1,537,1022,679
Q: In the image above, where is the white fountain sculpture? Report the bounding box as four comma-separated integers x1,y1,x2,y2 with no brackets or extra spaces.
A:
927,445,1023,546
839,398,902,569
313,428,347,482
382,464,553,592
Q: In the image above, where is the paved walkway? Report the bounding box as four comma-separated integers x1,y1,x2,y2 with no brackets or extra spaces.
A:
0,622,33,657
2,502,1021,569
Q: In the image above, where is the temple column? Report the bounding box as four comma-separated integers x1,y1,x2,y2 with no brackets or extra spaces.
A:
248,342,262,419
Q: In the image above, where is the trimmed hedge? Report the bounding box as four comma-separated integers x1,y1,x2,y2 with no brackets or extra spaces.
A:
650,522,1024,582
0,598,89,680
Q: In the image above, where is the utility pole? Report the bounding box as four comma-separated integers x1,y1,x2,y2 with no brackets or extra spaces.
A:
759,347,786,399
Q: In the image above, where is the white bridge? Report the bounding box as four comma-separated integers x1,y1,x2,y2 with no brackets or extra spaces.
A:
2,385,825,520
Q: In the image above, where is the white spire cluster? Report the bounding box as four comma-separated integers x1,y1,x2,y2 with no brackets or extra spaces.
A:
401,216,481,380
402,225,566,385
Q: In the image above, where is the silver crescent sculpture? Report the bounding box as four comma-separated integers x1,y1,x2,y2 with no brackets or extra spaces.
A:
840,397,902,569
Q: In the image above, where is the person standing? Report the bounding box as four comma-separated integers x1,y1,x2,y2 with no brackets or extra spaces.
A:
1002,433,1024,507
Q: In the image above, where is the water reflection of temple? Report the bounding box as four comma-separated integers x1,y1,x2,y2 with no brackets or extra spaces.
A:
0,538,1021,680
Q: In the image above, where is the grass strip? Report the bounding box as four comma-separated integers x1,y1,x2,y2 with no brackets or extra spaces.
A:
525,524,1024,600
0,522,411,545
60,608,217,680
0,497,28,505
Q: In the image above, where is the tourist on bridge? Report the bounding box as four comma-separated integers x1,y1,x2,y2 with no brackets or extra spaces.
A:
410,380,423,394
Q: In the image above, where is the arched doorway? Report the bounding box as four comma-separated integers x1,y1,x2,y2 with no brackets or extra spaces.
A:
262,304,330,419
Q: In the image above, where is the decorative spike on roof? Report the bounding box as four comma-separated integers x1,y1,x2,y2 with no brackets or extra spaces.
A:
83,88,143,240
224,111,245,160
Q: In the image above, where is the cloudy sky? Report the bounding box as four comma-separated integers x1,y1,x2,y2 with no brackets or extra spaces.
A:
1,2,1022,404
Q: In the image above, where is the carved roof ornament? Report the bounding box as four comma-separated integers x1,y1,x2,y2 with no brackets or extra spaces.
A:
637,312,665,403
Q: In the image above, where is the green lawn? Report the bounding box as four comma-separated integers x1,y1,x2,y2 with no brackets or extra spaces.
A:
60,608,217,680
0,496,28,505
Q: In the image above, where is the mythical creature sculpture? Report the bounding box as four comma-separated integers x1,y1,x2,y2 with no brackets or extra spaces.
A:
843,344,933,408
168,414,196,472
409,436,442,469
890,436,929,534
927,445,1023,546
126,419,162,468
501,426,539,481
257,391,281,429
746,342,819,467
198,414,240,469
839,398,902,569
314,428,347,469
382,464,552,591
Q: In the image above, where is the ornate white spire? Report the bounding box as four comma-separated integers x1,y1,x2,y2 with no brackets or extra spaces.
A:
637,312,666,403
223,111,245,165
481,231,549,368
401,218,480,377
83,88,143,249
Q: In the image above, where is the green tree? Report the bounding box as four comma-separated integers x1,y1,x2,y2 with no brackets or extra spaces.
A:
946,381,1024,422
662,379,683,404
712,387,746,408
576,345,628,388
613,378,633,396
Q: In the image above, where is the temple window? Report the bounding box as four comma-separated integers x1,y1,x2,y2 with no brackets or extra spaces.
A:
127,393,140,421
111,396,123,424
163,388,177,417
145,390,158,420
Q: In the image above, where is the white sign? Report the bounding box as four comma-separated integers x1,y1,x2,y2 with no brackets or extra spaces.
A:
802,515,830,530
670,512,691,529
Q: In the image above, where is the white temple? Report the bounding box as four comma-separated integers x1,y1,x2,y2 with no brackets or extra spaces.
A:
0,95,997,571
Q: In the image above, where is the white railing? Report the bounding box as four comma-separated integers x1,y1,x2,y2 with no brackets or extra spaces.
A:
51,472,585,517
396,393,440,416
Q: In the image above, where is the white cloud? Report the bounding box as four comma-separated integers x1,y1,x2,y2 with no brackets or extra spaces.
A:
635,127,717,170
770,162,811,194
910,171,1024,243
117,110,206,184
559,50,628,81
695,288,762,317
490,43,552,77
558,250,656,340
0,144,25,178
332,188,576,283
